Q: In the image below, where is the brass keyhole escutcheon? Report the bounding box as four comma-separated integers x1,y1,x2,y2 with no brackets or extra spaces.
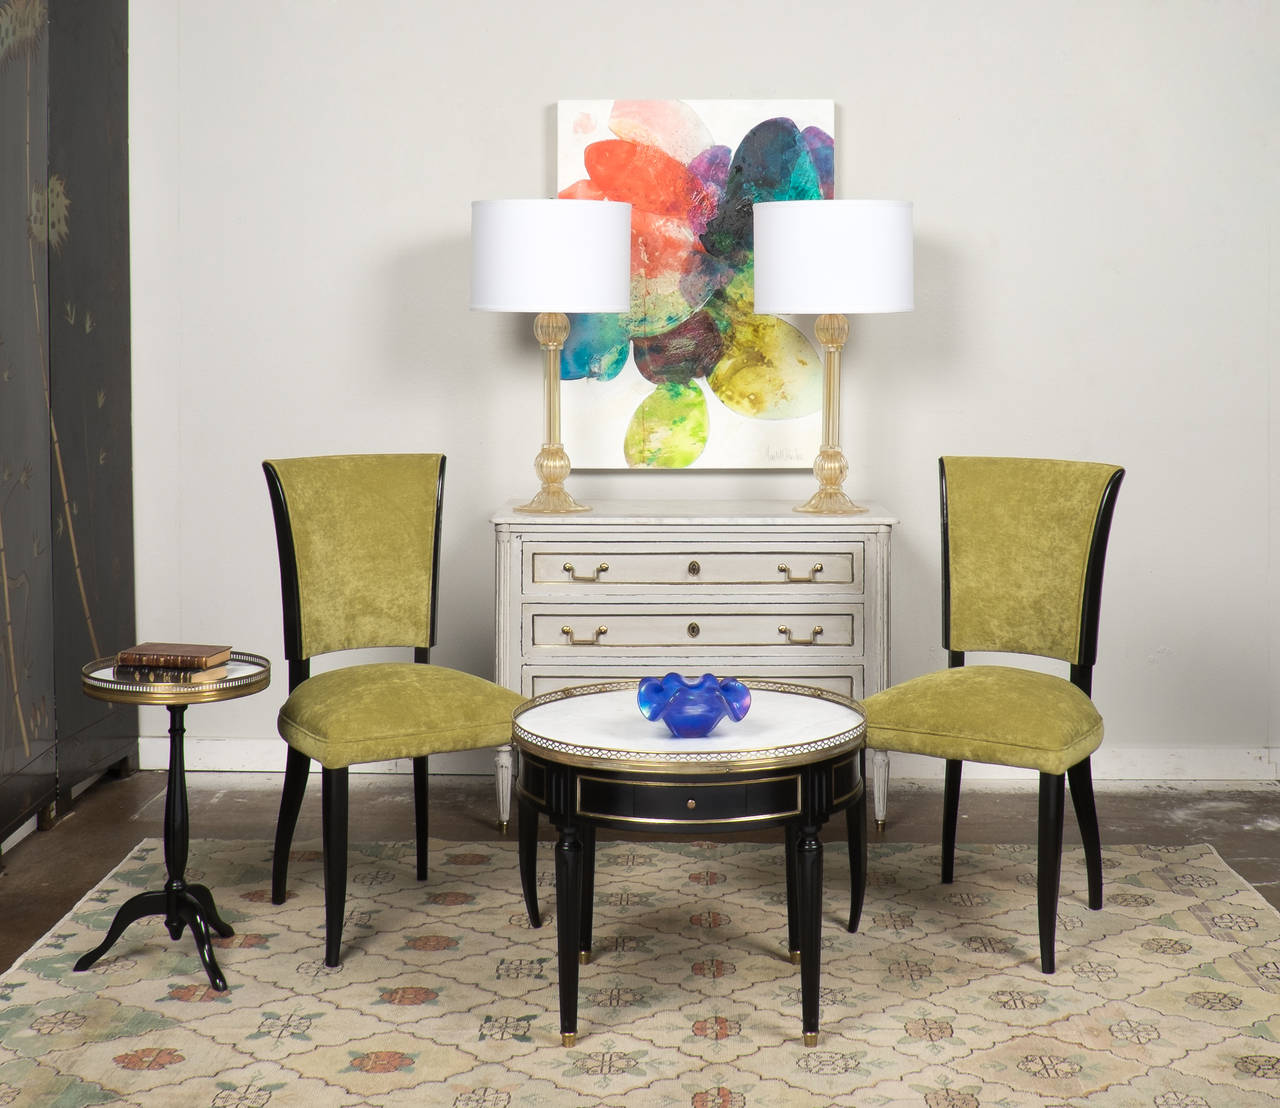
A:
686,798,696,810
688,560,701,576
687,621,700,638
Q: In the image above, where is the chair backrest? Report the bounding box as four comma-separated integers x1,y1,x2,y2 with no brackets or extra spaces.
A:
263,454,445,669
940,456,1124,675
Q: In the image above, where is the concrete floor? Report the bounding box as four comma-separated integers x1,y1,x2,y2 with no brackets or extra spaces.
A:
2,771,1278,974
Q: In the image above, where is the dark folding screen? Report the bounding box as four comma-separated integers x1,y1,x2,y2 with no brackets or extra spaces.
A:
0,0,136,843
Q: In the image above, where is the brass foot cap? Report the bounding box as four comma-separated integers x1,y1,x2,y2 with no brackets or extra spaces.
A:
498,820,509,835
789,950,802,965
803,1032,818,1047
561,1032,577,1047
579,951,591,965
875,819,887,832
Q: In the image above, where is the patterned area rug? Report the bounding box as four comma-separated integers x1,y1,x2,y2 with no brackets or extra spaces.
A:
1,839,1278,1107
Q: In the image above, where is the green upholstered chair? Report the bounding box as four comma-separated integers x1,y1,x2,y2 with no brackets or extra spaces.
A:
864,456,1124,973
263,453,525,967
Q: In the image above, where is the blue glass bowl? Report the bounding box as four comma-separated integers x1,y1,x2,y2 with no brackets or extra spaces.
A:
636,673,752,739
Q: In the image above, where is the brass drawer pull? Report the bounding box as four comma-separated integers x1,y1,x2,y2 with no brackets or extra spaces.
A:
688,560,701,576
778,624,823,645
687,622,700,638
686,798,696,810
561,624,607,646
563,561,609,582
778,562,824,583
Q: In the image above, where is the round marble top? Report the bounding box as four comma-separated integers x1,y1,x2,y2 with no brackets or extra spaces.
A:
512,680,865,771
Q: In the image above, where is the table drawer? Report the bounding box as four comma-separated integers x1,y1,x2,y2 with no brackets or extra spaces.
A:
576,773,802,825
526,541,863,594
531,607,861,652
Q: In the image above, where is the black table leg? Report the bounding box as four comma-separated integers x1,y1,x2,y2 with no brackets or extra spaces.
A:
518,793,541,928
847,783,867,933
578,823,596,964
784,823,800,963
555,822,584,1046
74,703,232,991
796,821,823,1046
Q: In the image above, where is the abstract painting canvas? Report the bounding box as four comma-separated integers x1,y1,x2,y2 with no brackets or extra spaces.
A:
557,99,835,469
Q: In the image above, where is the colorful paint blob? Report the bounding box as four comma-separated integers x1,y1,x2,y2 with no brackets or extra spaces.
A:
557,100,834,468
623,382,709,468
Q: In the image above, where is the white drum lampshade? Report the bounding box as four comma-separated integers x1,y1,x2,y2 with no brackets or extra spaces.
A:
470,199,632,313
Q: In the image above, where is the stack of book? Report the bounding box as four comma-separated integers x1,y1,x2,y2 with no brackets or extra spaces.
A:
113,642,233,684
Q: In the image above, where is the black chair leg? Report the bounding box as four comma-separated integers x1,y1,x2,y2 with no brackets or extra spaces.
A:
321,766,349,967
272,747,311,904
941,759,963,883
412,755,429,882
1067,756,1103,910
1037,772,1066,973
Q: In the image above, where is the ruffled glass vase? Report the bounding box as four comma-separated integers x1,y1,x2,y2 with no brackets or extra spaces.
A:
636,673,752,738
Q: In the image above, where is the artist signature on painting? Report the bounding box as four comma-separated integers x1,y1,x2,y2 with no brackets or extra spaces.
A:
766,446,808,463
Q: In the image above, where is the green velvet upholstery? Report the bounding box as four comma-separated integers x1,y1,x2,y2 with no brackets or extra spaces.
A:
865,666,1102,773
863,455,1124,974
262,452,527,967
279,662,524,770
265,454,440,658
943,456,1122,662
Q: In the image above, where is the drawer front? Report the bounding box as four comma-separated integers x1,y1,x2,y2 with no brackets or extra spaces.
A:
525,667,863,700
532,607,861,652
576,772,801,825
527,541,864,594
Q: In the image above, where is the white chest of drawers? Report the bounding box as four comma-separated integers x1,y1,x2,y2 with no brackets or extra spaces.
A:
492,499,896,825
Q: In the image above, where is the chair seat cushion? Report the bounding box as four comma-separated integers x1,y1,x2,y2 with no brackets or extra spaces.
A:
863,665,1102,774
278,663,526,769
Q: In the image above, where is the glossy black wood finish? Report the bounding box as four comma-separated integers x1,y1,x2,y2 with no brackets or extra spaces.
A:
517,749,865,1045
74,705,233,990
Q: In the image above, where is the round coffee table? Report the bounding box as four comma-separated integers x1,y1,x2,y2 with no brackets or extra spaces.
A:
74,652,271,991
513,679,866,1046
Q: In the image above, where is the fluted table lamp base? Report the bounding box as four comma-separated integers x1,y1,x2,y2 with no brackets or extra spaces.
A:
516,442,590,514
795,445,867,514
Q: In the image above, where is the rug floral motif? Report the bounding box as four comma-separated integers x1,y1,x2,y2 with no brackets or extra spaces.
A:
1,839,1278,1106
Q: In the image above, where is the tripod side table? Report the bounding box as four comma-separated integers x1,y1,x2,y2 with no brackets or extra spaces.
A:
73,651,270,991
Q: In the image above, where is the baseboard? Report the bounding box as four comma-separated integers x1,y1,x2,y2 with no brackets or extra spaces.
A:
138,737,496,775
140,736,1279,782
880,748,1279,782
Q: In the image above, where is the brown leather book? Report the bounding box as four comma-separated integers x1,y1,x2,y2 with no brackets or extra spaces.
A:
115,642,232,669
113,664,229,684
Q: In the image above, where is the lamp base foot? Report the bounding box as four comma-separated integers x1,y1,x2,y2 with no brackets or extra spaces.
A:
516,486,591,514
795,446,866,514
794,487,867,515
517,442,591,514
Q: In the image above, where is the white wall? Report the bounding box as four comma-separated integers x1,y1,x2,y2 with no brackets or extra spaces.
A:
128,0,1279,781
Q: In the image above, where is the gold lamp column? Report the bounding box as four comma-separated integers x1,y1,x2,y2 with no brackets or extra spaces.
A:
470,199,633,514
752,199,914,514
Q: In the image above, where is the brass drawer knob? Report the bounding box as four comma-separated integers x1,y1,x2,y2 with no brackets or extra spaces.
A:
686,798,696,810
779,625,823,645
